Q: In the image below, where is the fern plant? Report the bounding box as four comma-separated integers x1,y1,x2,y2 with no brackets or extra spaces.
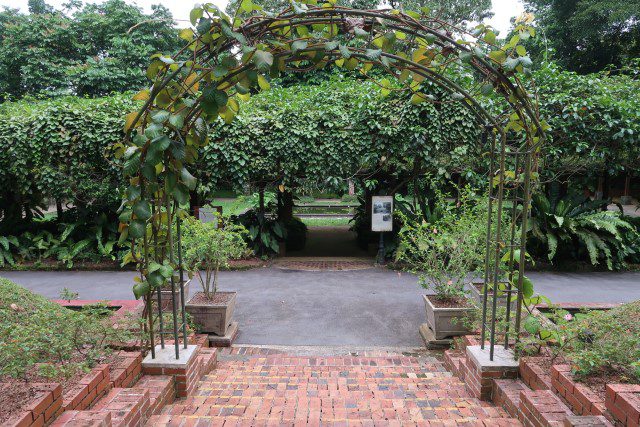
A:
529,191,635,269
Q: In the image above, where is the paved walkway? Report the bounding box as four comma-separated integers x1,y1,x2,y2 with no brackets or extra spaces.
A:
147,346,518,426
2,267,640,347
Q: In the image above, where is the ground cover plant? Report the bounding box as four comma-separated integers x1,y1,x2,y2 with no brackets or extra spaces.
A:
0,278,133,380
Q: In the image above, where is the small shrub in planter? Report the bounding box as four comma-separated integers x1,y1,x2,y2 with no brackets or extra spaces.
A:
397,189,486,339
181,217,249,335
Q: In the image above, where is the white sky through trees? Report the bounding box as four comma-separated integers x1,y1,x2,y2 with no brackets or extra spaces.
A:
1,0,523,34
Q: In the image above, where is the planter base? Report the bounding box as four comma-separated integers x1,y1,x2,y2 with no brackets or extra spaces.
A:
207,321,239,348
419,323,453,350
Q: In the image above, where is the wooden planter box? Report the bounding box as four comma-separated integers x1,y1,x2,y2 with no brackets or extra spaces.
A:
423,295,474,339
185,292,236,336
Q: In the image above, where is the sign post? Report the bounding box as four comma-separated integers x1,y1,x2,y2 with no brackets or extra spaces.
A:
371,196,393,264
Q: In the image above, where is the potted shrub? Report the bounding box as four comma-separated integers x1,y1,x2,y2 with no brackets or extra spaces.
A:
397,191,485,339
182,217,249,336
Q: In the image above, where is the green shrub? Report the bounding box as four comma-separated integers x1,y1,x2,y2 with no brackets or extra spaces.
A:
528,190,635,269
181,217,249,298
563,301,640,382
0,278,133,379
396,189,488,301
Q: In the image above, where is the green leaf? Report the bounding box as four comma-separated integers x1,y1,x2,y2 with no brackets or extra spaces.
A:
521,275,534,298
480,83,493,95
523,316,541,334
123,153,141,177
133,201,152,221
190,7,203,26
488,50,506,63
133,281,150,299
201,86,228,114
354,27,368,37
152,110,170,123
180,167,197,190
128,220,146,239
365,49,382,60
172,184,190,205
253,50,274,71
169,114,184,128
291,40,308,52
339,44,351,59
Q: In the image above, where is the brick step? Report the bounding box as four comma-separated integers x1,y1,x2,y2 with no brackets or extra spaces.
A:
160,396,513,419
146,414,521,425
493,378,528,418
91,387,150,427
133,376,174,417
215,357,430,367
51,410,112,426
443,349,466,377
520,389,576,427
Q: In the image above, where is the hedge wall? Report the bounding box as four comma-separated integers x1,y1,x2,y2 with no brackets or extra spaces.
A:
0,95,137,231
1,64,639,231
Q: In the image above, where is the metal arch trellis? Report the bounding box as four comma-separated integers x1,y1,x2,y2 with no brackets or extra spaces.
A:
116,2,546,361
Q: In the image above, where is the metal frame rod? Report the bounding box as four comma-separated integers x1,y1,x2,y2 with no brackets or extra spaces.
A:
488,131,508,360
177,214,188,349
480,125,495,351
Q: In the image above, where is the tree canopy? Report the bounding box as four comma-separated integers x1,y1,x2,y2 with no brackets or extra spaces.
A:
226,0,492,26
524,0,640,73
0,0,182,99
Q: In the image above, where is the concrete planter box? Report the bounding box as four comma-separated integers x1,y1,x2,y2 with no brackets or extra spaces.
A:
466,281,517,311
159,280,190,311
424,294,474,339
186,291,236,336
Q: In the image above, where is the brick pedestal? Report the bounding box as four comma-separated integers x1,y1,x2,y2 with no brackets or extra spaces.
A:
464,345,519,401
142,345,199,398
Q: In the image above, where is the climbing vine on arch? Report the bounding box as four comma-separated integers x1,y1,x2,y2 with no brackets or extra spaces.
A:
113,1,546,352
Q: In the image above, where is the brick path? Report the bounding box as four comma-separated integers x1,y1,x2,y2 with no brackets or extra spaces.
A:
147,346,520,426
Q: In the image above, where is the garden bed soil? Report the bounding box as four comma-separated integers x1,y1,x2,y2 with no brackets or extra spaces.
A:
2,257,268,272
188,291,234,305
0,350,127,424
0,379,45,424
428,296,473,309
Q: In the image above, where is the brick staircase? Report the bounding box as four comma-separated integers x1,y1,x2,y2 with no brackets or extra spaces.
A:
51,346,218,427
147,346,520,425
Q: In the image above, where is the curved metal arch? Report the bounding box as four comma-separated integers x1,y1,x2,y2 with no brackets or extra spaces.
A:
122,4,544,361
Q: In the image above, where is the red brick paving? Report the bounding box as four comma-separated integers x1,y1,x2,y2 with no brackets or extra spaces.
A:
146,346,520,426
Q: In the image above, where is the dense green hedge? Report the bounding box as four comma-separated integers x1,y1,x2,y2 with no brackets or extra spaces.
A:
1,64,639,233
0,95,137,231
200,77,480,193
532,63,640,181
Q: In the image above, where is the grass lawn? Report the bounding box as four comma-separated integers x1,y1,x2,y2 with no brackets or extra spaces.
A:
300,217,352,227
208,198,253,216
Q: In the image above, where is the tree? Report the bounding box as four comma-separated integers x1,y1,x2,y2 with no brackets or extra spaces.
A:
227,0,491,26
524,0,640,73
0,0,182,99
